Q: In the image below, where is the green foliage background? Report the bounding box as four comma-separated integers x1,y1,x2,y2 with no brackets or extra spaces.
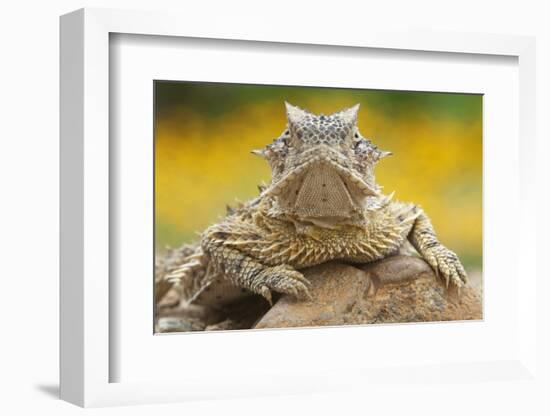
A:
155,82,482,269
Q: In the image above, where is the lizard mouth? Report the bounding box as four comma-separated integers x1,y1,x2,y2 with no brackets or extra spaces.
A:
266,157,378,219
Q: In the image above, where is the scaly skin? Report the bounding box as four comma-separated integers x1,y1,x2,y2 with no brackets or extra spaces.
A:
159,103,467,308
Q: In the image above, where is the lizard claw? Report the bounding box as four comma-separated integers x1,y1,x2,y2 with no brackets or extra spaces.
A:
425,246,468,290
259,285,273,306
258,265,312,301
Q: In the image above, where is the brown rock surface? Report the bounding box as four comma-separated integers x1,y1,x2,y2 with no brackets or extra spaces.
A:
254,256,482,329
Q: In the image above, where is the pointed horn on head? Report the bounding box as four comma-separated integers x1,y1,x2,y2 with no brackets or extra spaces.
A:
333,103,360,125
251,149,266,158
284,101,309,126
376,149,393,161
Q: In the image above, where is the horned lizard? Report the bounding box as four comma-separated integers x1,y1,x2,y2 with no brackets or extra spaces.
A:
157,103,467,309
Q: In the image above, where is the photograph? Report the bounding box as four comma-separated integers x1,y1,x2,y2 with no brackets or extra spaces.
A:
154,81,483,333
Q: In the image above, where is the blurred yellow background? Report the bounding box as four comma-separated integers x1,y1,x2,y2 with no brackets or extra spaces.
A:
155,82,482,269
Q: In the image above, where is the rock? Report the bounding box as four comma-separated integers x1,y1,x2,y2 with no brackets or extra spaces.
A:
204,296,272,331
156,292,271,333
157,317,206,332
254,256,482,329
156,254,482,332
255,262,370,329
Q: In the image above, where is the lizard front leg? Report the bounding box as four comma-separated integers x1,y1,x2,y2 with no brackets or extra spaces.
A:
408,208,468,289
201,224,311,304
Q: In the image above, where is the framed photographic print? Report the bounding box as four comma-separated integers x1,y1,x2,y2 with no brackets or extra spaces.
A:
60,7,539,408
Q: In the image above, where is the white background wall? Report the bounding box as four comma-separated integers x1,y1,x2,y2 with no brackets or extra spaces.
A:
0,0,548,414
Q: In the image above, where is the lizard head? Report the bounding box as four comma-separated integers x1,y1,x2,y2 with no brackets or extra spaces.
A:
254,102,391,223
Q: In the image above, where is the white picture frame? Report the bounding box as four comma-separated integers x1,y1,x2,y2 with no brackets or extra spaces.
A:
60,7,538,408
